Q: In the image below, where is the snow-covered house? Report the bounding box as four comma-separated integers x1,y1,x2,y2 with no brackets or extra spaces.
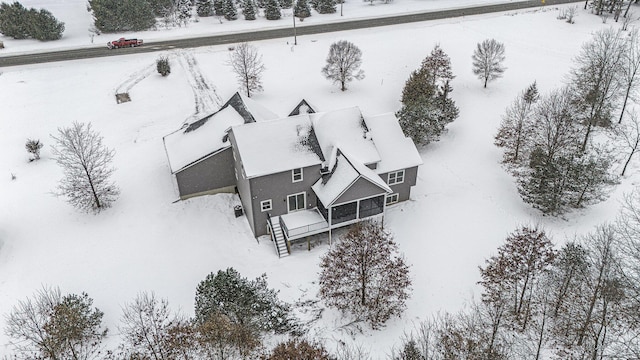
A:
163,93,278,199
163,94,422,256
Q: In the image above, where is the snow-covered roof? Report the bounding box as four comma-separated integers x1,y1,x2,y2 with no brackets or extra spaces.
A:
365,113,423,173
288,99,318,117
238,93,278,122
231,115,323,179
311,107,381,167
163,92,279,173
163,106,246,173
312,152,391,206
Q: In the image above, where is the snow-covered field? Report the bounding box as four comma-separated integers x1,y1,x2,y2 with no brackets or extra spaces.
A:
2,0,638,357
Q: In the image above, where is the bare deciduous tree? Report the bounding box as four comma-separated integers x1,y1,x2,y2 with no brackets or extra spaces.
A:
614,110,640,176
569,27,626,152
494,82,538,165
51,121,119,213
228,43,265,97
472,38,506,88
319,221,411,329
479,225,556,331
118,292,195,360
321,40,365,91
619,28,640,124
5,287,107,360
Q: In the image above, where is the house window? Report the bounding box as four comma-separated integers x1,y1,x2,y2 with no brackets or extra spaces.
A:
287,192,306,212
386,193,399,205
292,168,303,182
261,199,272,212
388,170,405,185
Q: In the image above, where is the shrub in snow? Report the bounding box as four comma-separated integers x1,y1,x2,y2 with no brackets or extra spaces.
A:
25,138,43,161
157,56,171,76
319,221,411,329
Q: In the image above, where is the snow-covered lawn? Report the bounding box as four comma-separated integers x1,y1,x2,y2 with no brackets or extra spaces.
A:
1,2,638,357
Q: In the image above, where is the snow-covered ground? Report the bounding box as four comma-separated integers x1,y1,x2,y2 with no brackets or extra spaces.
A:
2,0,639,357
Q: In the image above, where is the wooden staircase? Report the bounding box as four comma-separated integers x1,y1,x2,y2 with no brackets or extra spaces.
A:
269,217,289,258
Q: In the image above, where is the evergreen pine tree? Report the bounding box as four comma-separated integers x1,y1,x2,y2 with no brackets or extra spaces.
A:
196,0,213,16
223,0,237,19
396,101,444,146
435,81,459,125
523,81,539,105
176,0,192,26
89,0,156,32
256,0,266,9
315,0,335,14
279,0,293,8
28,8,65,40
421,44,455,89
0,2,29,39
294,0,311,18
401,67,435,106
212,0,224,15
243,0,257,19
264,0,281,20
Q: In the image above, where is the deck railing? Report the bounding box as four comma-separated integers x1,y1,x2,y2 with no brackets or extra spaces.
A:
285,218,329,238
266,214,282,258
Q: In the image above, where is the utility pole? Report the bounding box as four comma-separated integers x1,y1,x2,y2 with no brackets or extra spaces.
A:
293,5,297,45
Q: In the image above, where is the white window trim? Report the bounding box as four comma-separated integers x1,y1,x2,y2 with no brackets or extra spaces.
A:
388,170,405,185
386,193,399,205
260,199,272,212
287,191,306,213
292,168,303,183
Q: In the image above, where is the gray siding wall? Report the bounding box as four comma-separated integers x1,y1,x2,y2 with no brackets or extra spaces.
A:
249,165,322,237
334,177,388,205
228,132,254,235
379,166,419,202
176,147,236,199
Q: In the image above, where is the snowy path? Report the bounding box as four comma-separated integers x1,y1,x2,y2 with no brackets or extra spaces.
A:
176,50,223,118
114,63,156,95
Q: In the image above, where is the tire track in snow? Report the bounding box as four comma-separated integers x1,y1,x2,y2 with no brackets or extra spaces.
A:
176,50,223,118
114,62,156,95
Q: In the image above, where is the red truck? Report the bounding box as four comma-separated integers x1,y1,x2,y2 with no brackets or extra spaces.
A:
107,37,143,49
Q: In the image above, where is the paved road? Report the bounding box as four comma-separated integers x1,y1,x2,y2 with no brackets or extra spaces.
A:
0,0,581,68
